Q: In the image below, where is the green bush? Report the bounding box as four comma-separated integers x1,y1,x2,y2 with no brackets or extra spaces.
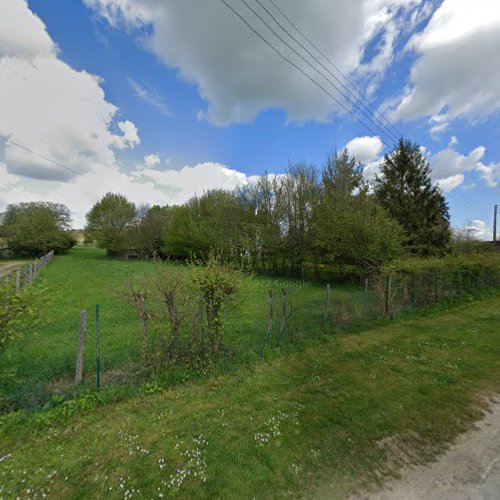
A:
378,254,500,311
188,252,245,357
1,202,74,257
0,281,42,356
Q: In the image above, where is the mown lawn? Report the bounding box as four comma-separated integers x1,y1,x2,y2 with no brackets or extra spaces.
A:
1,293,499,498
1,246,369,410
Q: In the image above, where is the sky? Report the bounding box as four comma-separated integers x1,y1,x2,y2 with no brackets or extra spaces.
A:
1,0,500,237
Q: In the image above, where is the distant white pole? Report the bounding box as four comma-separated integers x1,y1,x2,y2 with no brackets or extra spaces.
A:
494,205,498,244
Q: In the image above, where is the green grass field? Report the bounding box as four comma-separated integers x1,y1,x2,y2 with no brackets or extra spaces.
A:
1,290,500,498
1,246,371,410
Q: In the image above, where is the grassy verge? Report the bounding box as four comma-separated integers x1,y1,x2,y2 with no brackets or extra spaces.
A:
1,293,499,498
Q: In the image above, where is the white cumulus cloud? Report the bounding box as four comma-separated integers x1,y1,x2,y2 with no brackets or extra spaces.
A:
346,134,499,192
131,161,259,201
0,0,262,227
0,160,260,227
455,219,491,241
85,0,424,125
0,0,140,182
389,0,500,131
430,143,499,191
0,0,55,59
345,136,384,163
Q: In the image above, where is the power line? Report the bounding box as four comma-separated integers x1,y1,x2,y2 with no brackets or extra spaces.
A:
253,0,400,145
0,134,87,180
235,0,398,147
217,0,394,146
266,0,403,141
217,0,489,225
0,135,116,198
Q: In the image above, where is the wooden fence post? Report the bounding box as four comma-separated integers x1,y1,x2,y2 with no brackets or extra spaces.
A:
135,292,148,359
385,274,392,317
268,289,273,338
364,278,369,314
199,295,205,355
324,283,331,324
75,309,87,385
95,304,101,390
15,269,21,292
280,288,287,339
261,289,273,357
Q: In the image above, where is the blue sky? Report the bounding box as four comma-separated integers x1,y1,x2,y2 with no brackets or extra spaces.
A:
1,0,500,233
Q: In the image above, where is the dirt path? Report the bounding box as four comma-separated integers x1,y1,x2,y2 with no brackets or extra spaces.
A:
0,261,24,277
351,399,500,500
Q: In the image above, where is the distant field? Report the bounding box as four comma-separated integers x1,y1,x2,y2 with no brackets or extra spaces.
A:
1,246,370,410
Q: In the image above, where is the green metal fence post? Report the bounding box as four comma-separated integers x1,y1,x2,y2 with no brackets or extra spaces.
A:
261,289,273,357
96,304,101,390
385,274,391,317
411,273,416,308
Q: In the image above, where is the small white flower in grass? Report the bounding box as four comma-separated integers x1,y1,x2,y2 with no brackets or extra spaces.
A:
254,410,299,447
166,435,208,493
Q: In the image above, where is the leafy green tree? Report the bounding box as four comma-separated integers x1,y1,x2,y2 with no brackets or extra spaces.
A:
237,174,282,272
374,138,451,256
162,190,244,261
0,202,74,256
277,164,320,275
322,149,365,199
315,151,405,270
132,205,172,258
84,193,136,257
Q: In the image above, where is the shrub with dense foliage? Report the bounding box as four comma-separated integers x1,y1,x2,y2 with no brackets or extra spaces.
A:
122,254,245,368
0,202,75,256
188,252,245,356
376,253,500,315
314,151,405,271
0,281,41,356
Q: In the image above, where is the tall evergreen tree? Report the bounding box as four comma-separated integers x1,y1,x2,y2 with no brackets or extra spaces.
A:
374,138,451,256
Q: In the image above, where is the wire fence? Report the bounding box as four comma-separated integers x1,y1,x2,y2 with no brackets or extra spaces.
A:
0,250,54,290
2,256,500,413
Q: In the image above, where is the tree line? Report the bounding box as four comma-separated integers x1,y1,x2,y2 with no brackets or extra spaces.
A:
84,139,451,274
1,139,451,273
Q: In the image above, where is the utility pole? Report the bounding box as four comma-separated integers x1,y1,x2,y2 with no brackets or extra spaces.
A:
494,204,498,244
